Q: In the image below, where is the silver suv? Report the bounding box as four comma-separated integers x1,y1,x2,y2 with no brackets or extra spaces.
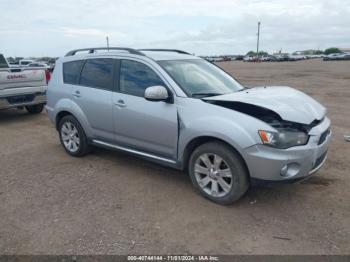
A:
46,47,331,204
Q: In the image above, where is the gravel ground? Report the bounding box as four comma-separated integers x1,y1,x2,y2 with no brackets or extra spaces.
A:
0,59,349,255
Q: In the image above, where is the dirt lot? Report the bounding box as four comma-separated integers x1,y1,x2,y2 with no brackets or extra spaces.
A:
0,59,349,255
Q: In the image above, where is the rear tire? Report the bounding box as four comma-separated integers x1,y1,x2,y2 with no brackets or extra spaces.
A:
58,115,90,157
188,141,249,205
25,104,44,114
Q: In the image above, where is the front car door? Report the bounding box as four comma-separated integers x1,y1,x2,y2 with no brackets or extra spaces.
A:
112,59,178,160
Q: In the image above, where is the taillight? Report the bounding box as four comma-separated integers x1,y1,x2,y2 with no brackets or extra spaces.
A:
45,70,51,84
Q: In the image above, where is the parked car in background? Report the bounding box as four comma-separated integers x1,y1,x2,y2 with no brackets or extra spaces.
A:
19,59,34,66
323,53,347,61
0,53,49,113
235,55,244,61
212,56,225,62
270,55,288,62
259,56,271,62
243,56,255,62
343,54,350,60
47,47,331,205
288,55,305,61
222,56,232,62
306,54,324,59
27,62,50,69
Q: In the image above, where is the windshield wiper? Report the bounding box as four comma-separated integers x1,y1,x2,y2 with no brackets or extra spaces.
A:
191,92,223,98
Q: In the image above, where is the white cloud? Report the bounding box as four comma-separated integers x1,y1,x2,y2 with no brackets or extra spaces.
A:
1,0,349,56
59,27,107,37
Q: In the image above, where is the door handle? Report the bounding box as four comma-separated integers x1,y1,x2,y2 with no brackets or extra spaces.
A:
114,99,126,108
72,90,81,98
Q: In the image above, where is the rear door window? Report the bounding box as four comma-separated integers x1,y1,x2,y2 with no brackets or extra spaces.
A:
80,59,114,90
63,60,85,84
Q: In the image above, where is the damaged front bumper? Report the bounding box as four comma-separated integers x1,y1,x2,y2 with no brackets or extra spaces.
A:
243,117,331,183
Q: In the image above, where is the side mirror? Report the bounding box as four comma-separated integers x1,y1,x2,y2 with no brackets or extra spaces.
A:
144,86,171,102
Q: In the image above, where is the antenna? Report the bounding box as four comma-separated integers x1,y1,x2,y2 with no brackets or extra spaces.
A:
106,36,110,51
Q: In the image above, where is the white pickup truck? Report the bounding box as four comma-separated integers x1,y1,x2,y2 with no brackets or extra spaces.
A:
0,54,49,114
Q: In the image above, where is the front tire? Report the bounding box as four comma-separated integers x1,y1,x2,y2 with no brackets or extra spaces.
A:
58,115,90,157
189,141,249,205
25,104,44,114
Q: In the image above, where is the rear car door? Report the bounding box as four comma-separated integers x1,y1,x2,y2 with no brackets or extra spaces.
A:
112,59,178,160
69,58,115,142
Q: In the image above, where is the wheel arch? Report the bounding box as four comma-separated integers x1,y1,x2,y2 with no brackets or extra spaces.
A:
53,99,93,138
55,110,72,130
181,136,250,178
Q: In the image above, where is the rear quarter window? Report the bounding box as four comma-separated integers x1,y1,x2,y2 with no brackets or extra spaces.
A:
63,60,85,84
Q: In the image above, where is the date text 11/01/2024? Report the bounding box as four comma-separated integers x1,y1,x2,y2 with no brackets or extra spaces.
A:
127,255,219,261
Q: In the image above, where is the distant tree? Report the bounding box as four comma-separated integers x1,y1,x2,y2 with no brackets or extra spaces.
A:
38,57,51,62
306,50,313,55
246,50,269,56
314,50,324,55
15,57,24,63
246,51,256,56
324,47,341,55
258,51,269,56
6,57,15,63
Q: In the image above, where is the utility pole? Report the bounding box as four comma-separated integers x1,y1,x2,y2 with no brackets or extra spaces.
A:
106,36,110,51
256,22,261,59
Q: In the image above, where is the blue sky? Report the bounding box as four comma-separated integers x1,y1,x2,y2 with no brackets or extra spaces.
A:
1,0,350,57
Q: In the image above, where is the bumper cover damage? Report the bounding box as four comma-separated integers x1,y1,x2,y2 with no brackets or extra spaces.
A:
244,117,331,182
204,86,331,182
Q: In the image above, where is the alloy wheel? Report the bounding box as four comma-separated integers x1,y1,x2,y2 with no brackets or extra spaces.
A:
60,121,80,153
194,153,233,197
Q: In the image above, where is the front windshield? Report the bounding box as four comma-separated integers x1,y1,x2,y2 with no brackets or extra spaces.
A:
158,59,244,97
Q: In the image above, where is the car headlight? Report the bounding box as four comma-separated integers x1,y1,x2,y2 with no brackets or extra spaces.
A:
258,129,309,149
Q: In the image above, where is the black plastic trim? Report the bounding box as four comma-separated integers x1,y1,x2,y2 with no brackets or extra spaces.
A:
65,47,145,56
138,49,192,55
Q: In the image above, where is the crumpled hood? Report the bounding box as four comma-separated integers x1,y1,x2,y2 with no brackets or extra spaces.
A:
204,86,326,124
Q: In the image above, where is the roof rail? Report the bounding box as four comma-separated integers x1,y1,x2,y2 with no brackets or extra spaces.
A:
138,49,192,55
65,47,145,57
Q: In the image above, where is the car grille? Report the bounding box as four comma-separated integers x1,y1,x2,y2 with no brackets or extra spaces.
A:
318,128,330,145
312,151,327,169
7,94,35,104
